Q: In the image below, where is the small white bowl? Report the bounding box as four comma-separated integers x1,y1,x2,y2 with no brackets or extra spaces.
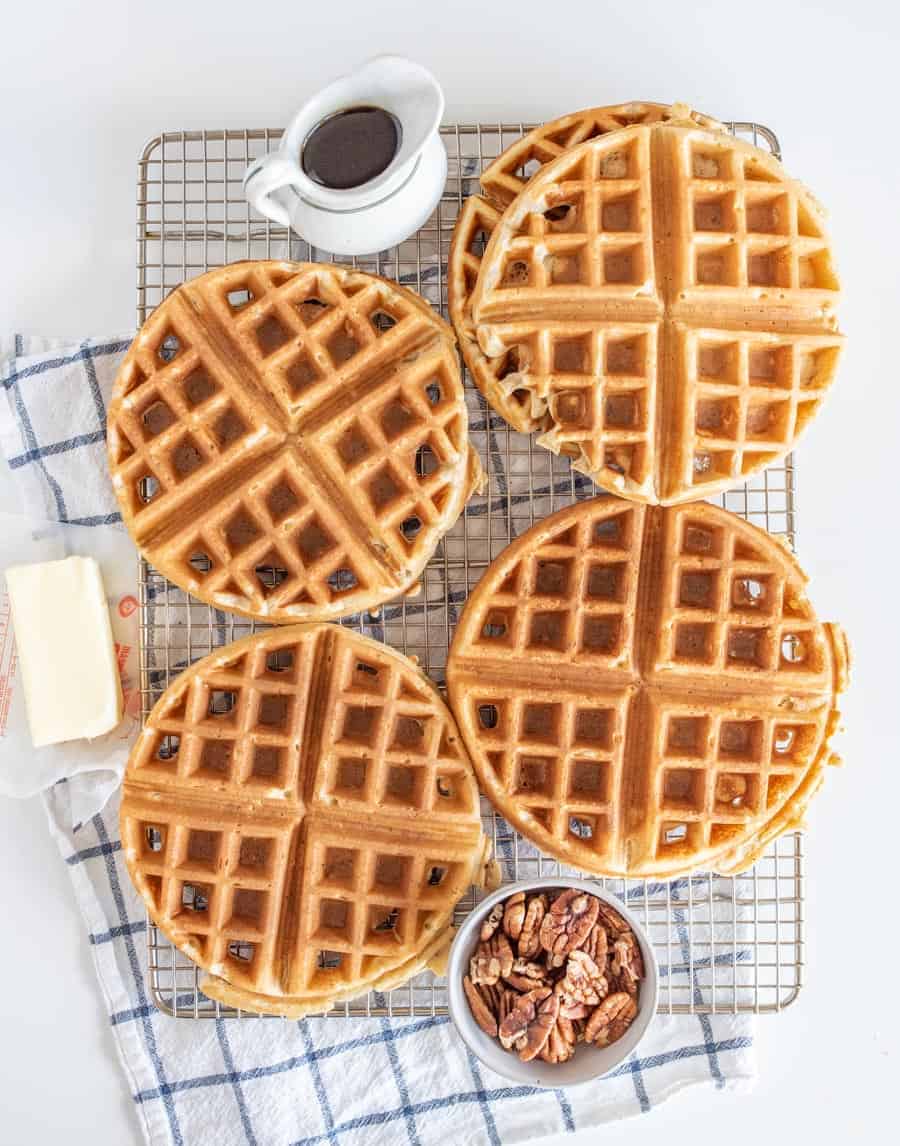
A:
447,878,659,1088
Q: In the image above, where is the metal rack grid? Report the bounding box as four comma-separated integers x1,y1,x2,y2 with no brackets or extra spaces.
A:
136,119,803,1019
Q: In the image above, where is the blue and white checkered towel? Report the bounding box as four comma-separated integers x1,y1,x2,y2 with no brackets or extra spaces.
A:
0,335,755,1146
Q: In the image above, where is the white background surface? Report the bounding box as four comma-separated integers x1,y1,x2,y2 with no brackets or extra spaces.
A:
0,1,897,1142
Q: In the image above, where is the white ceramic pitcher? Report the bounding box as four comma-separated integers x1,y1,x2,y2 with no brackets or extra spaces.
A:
243,55,446,256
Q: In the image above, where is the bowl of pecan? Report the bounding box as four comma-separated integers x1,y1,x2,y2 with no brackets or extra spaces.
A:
447,880,658,1086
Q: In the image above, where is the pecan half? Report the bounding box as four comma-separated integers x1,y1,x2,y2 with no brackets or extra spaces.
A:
499,988,519,1026
539,890,600,964
557,949,607,1008
595,902,630,937
558,990,602,1019
610,933,645,991
557,1015,577,1046
504,957,550,992
464,975,498,1037
582,921,608,967
540,1025,570,1063
494,931,515,976
540,1030,563,1064
497,997,531,1051
480,901,505,942
469,943,497,986
518,991,561,1062
511,958,546,980
502,891,526,941
541,1013,578,1063
498,986,551,1050
502,973,537,992
480,981,503,1015
517,893,548,959
583,992,637,1047
469,930,515,985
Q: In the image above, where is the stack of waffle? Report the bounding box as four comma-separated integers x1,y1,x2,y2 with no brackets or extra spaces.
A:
108,260,481,622
448,103,843,503
121,625,491,1016
446,498,848,878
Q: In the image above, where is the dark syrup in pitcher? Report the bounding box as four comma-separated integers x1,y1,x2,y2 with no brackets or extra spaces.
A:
301,106,401,190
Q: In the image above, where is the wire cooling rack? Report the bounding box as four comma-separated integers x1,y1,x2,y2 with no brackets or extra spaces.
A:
136,119,803,1018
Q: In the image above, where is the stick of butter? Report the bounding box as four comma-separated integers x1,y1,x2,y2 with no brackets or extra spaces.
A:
5,555,123,747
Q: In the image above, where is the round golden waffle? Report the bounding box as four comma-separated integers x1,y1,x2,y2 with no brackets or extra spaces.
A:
446,498,848,879
108,261,480,622
451,119,843,505
121,625,490,1016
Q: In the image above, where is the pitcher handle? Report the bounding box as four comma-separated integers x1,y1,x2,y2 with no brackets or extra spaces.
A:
243,153,297,227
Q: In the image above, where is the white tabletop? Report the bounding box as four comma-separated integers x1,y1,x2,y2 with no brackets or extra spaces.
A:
1,1,897,1143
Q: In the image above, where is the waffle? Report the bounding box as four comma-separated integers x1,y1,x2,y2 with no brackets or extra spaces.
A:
121,624,490,1016
448,104,722,435
446,498,848,879
452,122,842,504
108,261,481,622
